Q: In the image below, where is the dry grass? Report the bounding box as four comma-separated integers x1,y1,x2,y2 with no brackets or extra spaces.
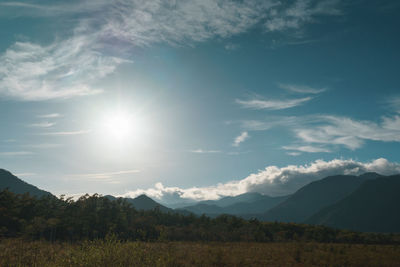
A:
1,238,400,266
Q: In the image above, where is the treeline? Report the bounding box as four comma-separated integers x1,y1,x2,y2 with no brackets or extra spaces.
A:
1,190,398,244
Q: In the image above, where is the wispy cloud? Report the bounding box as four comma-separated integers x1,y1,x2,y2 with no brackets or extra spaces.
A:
265,0,342,32
237,114,400,151
287,152,301,156
0,0,342,101
236,97,312,110
0,35,127,100
37,113,61,118
233,131,249,147
0,151,34,156
225,43,240,51
120,158,400,204
190,149,221,154
68,169,140,180
0,1,109,17
28,122,55,128
102,0,277,47
282,145,331,153
40,130,91,136
238,116,301,131
386,96,400,113
295,115,400,150
278,83,326,94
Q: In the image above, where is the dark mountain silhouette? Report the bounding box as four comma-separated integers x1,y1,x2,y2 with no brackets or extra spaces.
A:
106,194,171,212
0,168,52,197
261,173,381,223
307,174,400,232
180,193,289,216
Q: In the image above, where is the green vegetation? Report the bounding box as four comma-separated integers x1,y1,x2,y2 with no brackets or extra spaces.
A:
1,190,399,244
1,238,400,266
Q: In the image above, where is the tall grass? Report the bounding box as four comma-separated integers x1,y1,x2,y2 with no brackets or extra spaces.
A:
1,238,399,266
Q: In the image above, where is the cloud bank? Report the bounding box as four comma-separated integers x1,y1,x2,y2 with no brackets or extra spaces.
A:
120,158,400,205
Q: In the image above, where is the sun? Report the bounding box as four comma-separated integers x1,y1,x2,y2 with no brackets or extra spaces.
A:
104,112,132,140
101,108,146,144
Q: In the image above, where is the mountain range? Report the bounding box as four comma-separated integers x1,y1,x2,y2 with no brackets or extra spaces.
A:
1,168,399,232
260,172,382,223
307,174,400,232
178,193,289,217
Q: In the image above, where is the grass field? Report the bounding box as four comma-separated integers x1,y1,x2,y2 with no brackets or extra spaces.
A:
1,238,400,266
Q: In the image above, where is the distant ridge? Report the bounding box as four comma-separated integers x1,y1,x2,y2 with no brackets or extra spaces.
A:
307,174,400,232
261,173,381,223
106,194,171,212
0,169,52,197
179,192,289,217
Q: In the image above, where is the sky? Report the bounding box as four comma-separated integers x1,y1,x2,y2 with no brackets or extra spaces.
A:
1,0,400,206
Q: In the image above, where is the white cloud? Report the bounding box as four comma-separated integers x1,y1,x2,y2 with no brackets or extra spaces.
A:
265,0,341,32
283,145,331,153
102,0,277,47
278,83,326,94
233,131,249,147
239,116,300,131
28,122,55,128
120,158,400,205
68,169,140,180
0,151,34,156
0,35,127,101
236,97,312,110
37,113,61,118
191,149,221,154
40,130,91,136
295,115,400,150
287,152,301,156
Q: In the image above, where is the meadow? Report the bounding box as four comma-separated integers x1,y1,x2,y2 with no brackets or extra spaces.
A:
1,238,400,266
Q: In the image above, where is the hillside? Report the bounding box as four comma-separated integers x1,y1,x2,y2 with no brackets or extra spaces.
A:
0,169,52,197
307,175,400,232
261,173,381,223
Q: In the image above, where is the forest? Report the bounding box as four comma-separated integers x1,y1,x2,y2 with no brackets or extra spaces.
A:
1,189,399,244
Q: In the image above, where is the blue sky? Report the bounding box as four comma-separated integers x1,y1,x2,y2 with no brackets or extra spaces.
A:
1,0,400,204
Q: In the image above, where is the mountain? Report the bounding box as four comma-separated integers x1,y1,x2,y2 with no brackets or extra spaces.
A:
198,192,267,207
223,195,289,214
106,194,171,213
261,173,381,223
0,169,52,197
179,193,289,217
307,174,400,232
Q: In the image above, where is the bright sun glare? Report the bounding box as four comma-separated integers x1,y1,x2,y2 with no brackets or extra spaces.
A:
102,110,145,143
105,112,132,140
